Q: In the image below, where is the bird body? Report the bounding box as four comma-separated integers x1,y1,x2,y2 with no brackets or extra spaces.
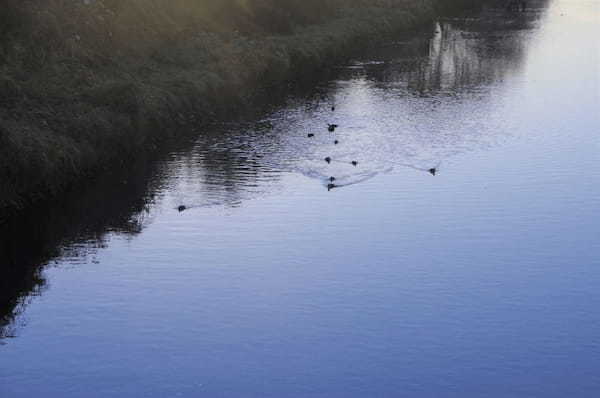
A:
325,157,332,164
178,205,186,212
351,161,358,166
307,133,315,138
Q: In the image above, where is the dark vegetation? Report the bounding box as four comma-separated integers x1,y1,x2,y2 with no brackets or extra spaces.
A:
0,0,483,216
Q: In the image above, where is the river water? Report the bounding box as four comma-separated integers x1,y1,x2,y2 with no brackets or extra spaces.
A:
1,1,599,396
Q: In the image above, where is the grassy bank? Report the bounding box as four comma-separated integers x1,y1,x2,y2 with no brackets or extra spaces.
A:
0,0,477,216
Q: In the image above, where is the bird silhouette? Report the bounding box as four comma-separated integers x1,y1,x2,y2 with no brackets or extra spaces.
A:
398,161,441,176
178,205,186,212
334,140,339,145
327,183,336,191
329,176,336,182
307,133,315,138
351,161,358,166
331,106,335,111
328,124,338,132
325,157,332,164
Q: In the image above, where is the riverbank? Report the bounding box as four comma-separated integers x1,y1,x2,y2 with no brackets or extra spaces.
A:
0,0,478,217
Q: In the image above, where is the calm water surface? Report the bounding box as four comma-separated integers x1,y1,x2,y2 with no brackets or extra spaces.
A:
1,1,599,396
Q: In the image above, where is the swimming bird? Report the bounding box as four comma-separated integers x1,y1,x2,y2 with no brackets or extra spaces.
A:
429,168,436,176
328,124,338,132
329,176,336,182
307,133,315,138
351,161,358,166
334,140,339,145
327,183,336,191
331,106,335,111
325,157,332,164
178,205,186,212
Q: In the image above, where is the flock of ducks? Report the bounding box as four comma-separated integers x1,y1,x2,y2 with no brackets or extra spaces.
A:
312,105,436,191
306,106,361,191
177,103,439,210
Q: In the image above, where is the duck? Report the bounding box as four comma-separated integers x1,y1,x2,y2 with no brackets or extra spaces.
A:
325,157,332,164
331,106,335,111
327,183,336,191
351,161,358,166
329,176,336,182
328,124,338,132
178,205,187,212
429,168,436,176
307,133,315,138
334,140,339,145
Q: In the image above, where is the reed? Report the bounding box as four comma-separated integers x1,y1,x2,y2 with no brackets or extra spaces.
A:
0,0,479,215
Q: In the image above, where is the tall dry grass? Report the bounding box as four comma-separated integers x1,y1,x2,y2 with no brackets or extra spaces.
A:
0,0,477,215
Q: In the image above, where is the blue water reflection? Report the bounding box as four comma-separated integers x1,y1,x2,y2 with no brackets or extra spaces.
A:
1,1,599,397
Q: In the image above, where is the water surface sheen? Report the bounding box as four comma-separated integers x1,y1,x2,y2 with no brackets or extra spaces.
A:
1,1,599,397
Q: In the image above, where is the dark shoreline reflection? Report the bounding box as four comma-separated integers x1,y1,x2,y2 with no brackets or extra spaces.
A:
0,1,549,340
346,0,549,93
0,154,167,339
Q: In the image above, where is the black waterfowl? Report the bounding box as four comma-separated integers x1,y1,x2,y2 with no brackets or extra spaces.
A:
329,176,336,182
307,133,315,138
331,106,335,111
351,161,358,166
328,124,338,132
178,205,187,212
334,140,339,145
325,157,332,164
327,183,336,191
429,168,436,176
